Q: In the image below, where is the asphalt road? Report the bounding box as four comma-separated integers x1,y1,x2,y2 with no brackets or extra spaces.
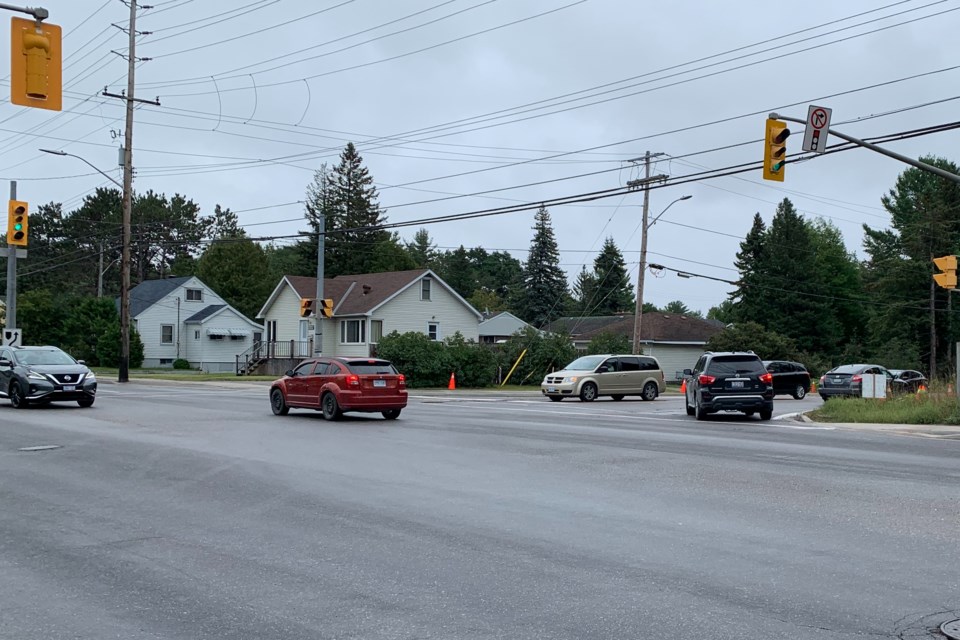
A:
0,383,957,639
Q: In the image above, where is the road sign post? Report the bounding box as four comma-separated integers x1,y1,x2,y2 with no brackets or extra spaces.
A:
802,105,831,153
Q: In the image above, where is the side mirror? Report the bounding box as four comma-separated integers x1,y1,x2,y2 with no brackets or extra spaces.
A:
284,369,295,377
683,368,693,376
77,360,86,366
596,365,610,373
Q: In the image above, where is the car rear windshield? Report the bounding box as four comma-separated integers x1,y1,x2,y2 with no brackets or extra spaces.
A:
828,365,862,374
706,356,765,375
345,360,398,375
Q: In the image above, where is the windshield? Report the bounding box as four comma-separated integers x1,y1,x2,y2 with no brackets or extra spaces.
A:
706,356,765,375
346,360,398,375
15,349,77,366
563,355,606,371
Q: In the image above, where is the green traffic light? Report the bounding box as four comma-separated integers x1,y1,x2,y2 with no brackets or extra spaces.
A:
13,222,22,231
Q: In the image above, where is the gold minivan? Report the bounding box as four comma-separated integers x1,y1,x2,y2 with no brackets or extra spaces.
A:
541,354,666,402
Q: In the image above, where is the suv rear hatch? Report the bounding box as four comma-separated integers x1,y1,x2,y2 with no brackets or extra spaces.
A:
702,355,768,392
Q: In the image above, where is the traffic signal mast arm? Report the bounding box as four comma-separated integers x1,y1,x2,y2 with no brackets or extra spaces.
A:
769,112,960,184
0,4,49,20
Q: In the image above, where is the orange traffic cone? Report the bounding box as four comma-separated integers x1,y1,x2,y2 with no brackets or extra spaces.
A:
448,372,456,390
680,379,686,393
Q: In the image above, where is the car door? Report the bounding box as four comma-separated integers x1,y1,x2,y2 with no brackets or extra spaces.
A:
595,357,622,395
0,348,12,395
285,361,315,404
765,361,785,394
304,360,329,407
780,362,803,395
686,355,706,406
617,356,642,394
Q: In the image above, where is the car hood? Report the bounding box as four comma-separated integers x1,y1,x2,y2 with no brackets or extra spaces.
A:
546,369,595,378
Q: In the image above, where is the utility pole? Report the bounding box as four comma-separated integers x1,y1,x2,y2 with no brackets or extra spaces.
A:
5,181,17,332
314,214,325,357
102,0,159,382
627,152,666,355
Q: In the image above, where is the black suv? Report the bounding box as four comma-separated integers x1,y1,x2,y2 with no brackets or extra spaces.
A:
0,345,97,408
684,351,774,420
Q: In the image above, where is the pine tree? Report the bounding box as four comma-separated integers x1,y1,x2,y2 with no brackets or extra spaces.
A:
513,205,569,327
572,266,597,314
405,228,438,268
591,237,634,314
731,212,770,325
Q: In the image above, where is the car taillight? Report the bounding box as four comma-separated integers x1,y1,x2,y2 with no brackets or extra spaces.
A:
759,372,773,384
819,375,826,384
698,374,716,385
398,374,406,387
851,374,862,383
347,374,360,386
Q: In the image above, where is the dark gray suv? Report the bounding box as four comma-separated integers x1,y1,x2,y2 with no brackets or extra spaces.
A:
684,351,774,420
0,346,97,408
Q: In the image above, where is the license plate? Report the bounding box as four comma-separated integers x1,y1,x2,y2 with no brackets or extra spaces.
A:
730,381,744,389
833,378,843,384
547,387,557,393
63,385,75,391
373,379,386,388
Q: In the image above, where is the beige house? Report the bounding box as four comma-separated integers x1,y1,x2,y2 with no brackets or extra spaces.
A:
250,269,482,374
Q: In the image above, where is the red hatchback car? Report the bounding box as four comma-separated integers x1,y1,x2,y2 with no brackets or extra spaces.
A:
270,357,407,420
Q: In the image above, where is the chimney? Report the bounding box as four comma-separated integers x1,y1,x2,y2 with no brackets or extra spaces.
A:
362,284,372,295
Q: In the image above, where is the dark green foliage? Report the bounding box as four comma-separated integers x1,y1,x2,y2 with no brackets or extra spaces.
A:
173,358,191,370
16,289,64,347
496,327,577,385
511,206,570,327
374,331,496,388
434,246,522,311
707,300,737,324
705,322,799,361
662,300,701,318
405,228,438,268
97,323,144,368
590,237,634,314
434,246,476,299
586,331,630,355
196,238,273,320
60,297,121,365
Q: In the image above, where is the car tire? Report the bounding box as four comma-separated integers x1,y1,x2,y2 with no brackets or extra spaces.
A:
9,381,28,409
611,395,624,401
759,408,773,421
819,394,828,402
641,382,658,401
686,401,695,416
579,382,598,402
793,384,807,400
744,410,755,417
77,398,94,408
382,409,401,420
321,392,342,420
695,397,708,421
270,387,289,416
548,396,563,402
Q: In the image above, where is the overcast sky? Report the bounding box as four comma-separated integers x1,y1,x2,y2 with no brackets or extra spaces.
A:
3,0,959,314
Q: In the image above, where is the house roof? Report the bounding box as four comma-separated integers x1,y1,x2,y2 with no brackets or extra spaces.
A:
183,304,226,323
544,313,723,343
270,269,482,319
127,276,192,317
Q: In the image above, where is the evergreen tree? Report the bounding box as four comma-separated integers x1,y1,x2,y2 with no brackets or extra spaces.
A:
591,237,635,314
731,212,770,324
571,266,597,314
405,228,438,268
707,299,737,324
434,246,477,299
662,300,701,318
512,206,569,327
197,238,273,320
209,204,244,239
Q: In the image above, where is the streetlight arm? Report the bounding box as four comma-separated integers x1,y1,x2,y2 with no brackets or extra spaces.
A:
39,149,123,189
647,195,693,229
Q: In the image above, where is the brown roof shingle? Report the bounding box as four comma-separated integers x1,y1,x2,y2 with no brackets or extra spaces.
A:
285,269,433,316
545,314,723,343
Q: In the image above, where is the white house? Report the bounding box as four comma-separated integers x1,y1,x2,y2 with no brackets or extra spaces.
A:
124,276,263,373
256,269,482,362
478,311,534,344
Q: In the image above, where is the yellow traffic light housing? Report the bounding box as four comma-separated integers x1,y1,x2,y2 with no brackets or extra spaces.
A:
10,17,62,111
7,199,28,247
300,298,315,317
933,255,957,290
319,298,334,318
763,118,790,182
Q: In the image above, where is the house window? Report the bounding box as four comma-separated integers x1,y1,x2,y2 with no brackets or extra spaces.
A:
421,278,432,301
340,319,365,344
159,359,173,365
194,330,200,340
299,319,312,341
160,324,174,344
370,320,383,344
428,321,440,341
209,334,224,341
186,288,203,301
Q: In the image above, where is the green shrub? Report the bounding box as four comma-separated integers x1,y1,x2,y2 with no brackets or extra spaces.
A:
375,331,500,388
96,323,144,368
173,358,191,370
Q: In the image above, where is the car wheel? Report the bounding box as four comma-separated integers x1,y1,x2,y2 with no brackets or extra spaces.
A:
744,410,755,417
641,382,658,401
9,381,28,409
382,409,401,420
759,408,773,421
548,396,563,402
611,395,624,401
793,384,807,400
270,387,289,416
321,392,342,420
579,382,598,402
77,398,94,408
695,397,708,421
819,394,828,402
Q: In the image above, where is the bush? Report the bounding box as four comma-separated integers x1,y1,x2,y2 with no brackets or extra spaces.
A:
173,358,191,370
375,331,501,388
97,324,144,368
496,327,577,386
587,331,630,355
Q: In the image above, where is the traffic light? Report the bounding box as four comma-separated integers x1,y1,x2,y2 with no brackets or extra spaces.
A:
933,255,957,290
10,17,62,111
6,200,28,247
300,298,315,317
319,298,334,318
763,118,790,182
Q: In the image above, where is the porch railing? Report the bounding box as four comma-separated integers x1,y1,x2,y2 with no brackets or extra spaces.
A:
235,339,314,375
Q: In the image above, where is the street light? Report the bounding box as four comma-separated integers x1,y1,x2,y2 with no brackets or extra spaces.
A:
40,148,129,382
632,195,693,355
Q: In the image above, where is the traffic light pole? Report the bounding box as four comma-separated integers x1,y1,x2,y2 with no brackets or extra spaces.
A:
314,213,324,357
769,112,960,184
5,181,16,332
